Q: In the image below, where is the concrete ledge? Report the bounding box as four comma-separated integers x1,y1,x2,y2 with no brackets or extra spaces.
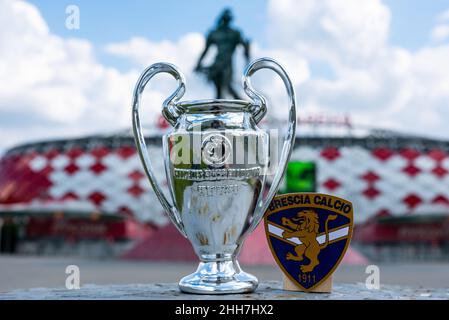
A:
1,281,448,300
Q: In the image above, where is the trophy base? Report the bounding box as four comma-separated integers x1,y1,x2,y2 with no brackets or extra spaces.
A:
178,259,258,294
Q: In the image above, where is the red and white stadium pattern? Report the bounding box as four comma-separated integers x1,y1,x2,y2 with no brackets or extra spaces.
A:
291,145,449,223
1,134,449,226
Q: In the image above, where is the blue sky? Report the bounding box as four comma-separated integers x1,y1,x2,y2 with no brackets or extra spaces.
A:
28,0,269,71
1,0,449,151
385,0,449,49
29,0,449,66
29,1,268,43
24,0,449,90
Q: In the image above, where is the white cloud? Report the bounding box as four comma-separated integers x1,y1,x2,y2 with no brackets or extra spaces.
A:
431,7,449,42
437,8,449,22
431,24,449,42
0,0,213,151
267,0,391,65
1,0,449,152
105,34,204,69
104,35,312,124
264,0,449,139
0,0,141,149
104,33,214,103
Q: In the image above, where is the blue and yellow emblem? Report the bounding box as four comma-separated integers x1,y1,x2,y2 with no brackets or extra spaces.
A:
264,193,353,291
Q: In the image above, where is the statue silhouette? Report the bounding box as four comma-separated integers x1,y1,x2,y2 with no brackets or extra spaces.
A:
195,8,250,99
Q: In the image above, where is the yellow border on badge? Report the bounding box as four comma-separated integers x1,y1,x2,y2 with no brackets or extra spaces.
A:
264,192,354,292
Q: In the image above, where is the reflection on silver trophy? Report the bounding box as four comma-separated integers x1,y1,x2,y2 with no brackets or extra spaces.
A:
132,58,296,294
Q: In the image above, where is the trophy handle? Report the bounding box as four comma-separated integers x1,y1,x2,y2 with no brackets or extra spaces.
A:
242,57,297,235
132,62,187,237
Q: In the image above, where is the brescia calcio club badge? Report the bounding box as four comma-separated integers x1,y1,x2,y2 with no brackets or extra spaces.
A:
264,193,353,292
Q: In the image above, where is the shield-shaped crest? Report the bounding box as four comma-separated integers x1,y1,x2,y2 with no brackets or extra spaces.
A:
264,193,353,291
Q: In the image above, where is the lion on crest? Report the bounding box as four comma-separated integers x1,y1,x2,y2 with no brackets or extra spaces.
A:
281,209,337,273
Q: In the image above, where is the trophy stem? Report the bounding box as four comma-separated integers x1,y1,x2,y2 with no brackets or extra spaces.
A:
178,257,258,294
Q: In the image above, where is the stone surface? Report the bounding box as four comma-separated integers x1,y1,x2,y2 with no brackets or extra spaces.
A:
1,281,448,300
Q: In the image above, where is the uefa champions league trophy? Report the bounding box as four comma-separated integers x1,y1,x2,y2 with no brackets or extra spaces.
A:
132,58,296,294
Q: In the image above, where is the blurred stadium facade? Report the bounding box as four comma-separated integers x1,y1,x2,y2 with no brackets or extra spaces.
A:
1,115,449,262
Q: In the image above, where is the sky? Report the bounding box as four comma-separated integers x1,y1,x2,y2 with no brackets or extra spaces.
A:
1,0,449,152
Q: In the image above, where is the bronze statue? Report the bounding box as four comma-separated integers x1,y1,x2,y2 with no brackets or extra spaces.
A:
195,8,250,99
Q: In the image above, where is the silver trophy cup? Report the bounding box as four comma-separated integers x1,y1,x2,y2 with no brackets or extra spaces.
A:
132,58,296,294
